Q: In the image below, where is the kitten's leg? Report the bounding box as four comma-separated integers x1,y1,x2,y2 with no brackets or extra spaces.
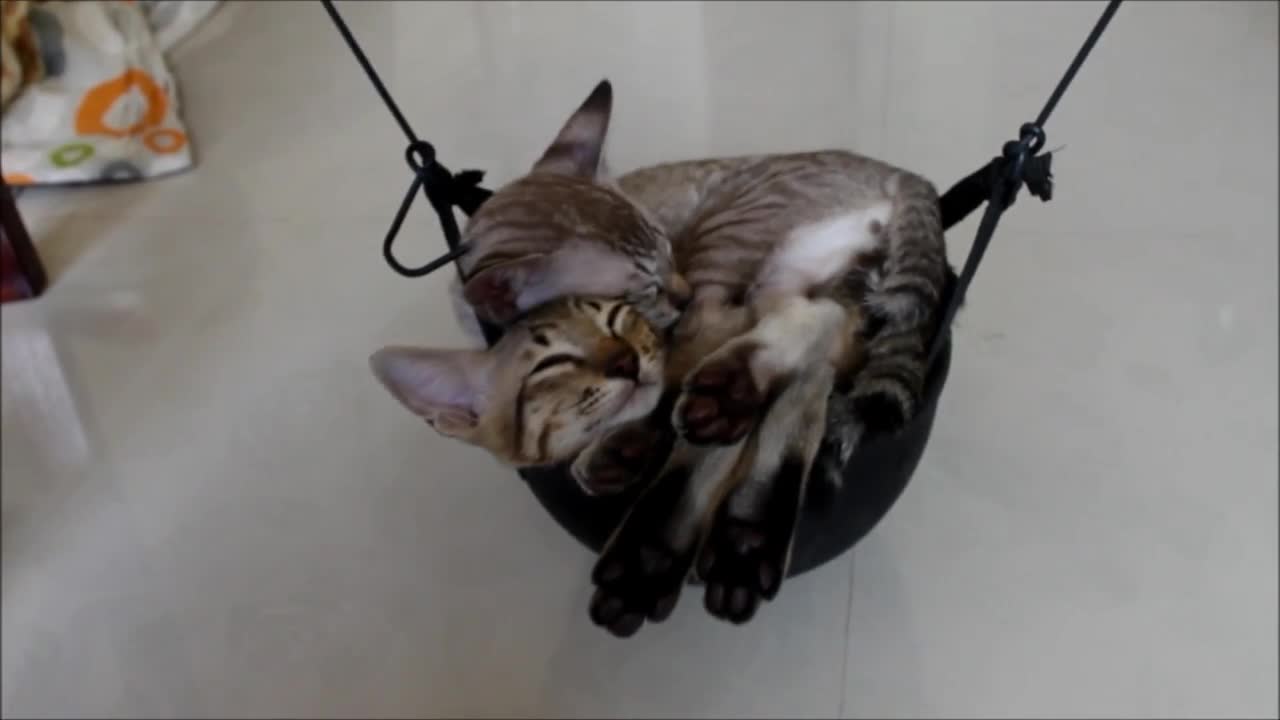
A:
812,334,929,507
809,393,867,510
587,440,744,638
697,361,834,624
594,296,853,630
673,295,849,446
810,324,932,506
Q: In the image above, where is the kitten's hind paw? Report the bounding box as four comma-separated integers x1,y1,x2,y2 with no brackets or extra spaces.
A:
590,541,687,637
696,519,776,624
696,456,807,624
673,343,768,446
589,468,698,638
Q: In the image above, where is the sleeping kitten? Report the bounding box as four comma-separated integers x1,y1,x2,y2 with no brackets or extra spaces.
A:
370,80,948,633
372,296,664,467
376,80,944,474
452,81,690,332
582,139,946,633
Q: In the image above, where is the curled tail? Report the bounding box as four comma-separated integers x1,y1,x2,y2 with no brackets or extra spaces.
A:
813,170,952,503
865,170,948,330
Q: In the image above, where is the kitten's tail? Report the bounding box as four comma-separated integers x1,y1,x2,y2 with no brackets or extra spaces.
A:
867,171,948,326
849,328,929,431
812,172,950,502
856,171,948,427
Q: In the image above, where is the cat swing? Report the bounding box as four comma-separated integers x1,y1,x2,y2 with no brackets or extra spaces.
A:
325,0,1122,576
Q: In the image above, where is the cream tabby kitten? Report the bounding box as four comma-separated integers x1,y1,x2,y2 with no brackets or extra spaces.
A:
371,80,948,635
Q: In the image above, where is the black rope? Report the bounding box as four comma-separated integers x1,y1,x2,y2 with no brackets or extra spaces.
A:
1034,0,1124,129
321,0,491,278
325,0,1121,363
927,0,1122,363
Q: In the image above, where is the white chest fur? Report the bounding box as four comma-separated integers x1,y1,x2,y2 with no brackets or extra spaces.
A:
754,203,893,295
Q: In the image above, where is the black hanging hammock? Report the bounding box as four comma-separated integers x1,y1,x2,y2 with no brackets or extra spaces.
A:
326,0,1122,576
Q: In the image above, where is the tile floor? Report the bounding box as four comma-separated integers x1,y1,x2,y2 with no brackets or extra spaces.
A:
2,1,1277,717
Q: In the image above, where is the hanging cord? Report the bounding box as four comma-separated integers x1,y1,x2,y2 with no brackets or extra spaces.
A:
321,0,492,279
927,0,1123,362
325,0,1121,362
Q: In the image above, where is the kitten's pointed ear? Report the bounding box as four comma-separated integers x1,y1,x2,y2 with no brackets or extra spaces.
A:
370,346,492,440
532,79,613,178
462,255,550,325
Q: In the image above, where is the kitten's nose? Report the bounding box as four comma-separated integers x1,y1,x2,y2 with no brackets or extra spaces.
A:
603,345,640,380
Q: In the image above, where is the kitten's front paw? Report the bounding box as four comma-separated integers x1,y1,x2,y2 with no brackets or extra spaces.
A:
673,343,767,446
808,399,861,511
696,456,806,624
572,424,668,497
588,469,698,638
808,441,847,513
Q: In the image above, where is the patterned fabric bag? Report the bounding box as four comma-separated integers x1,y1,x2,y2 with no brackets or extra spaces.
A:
1,0,219,187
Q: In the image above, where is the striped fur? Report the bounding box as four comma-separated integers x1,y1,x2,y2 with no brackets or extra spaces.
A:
456,80,688,330
370,81,952,633
371,297,665,468
375,81,949,487
616,153,947,495
811,170,948,494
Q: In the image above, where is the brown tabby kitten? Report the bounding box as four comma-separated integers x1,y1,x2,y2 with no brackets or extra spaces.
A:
454,81,690,331
371,296,664,468
370,80,948,635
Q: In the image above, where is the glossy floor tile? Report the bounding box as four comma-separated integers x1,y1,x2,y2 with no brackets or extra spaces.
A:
2,2,1276,718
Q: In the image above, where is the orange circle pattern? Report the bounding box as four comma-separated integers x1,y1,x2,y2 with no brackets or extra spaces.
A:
10,68,188,184
75,68,168,138
143,128,187,155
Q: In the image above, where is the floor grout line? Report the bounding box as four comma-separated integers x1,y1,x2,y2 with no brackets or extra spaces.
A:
836,550,857,719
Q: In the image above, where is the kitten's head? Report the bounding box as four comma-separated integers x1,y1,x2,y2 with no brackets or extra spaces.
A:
371,297,664,468
459,80,690,330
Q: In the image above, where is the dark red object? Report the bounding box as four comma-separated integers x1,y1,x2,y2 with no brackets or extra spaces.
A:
0,176,47,303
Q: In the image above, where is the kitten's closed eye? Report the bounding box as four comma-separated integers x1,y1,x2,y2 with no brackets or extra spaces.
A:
531,353,584,376
605,302,629,333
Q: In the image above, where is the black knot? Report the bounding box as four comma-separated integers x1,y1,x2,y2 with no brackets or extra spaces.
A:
1022,153,1054,203
379,143,496,279
1018,122,1046,154
1000,123,1046,161
994,122,1053,207
404,140,436,173
449,169,494,216
403,140,493,218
